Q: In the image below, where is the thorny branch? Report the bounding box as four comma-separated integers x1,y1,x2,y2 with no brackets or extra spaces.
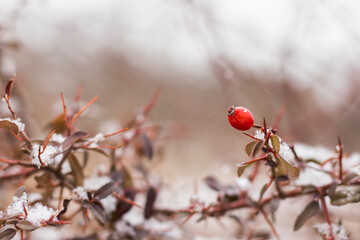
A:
0,79,355,240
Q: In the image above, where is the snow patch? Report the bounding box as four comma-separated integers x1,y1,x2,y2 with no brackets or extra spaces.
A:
31,144,63,168
314,223,349,240
294,164,333,187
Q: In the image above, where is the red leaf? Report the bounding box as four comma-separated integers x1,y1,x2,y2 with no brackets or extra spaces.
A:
4,77,15,100
42,130,56,154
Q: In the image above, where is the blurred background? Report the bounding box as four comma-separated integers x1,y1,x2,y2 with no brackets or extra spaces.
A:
1,0,360,239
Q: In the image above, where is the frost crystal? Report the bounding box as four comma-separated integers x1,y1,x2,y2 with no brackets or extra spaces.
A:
6,192,56,226
279,141,291,161
26,203,55,226
31,144,63,168
12,118,25,132
87,133,105,148
254,129,265,140
267,135,292,162
314,223,349,240
73,187,88,200
6,192,28,217
50,133,66,143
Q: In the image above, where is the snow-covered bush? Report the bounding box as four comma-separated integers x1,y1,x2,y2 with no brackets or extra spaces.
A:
0,78,358,240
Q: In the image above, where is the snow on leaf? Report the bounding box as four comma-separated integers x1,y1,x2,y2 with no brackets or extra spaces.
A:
26,203,56,226
6,192,28,217
0,118,25,135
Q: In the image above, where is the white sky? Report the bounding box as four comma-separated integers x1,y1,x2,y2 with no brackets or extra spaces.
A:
1,0,360,92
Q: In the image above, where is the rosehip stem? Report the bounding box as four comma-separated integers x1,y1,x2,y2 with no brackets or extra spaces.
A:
252,124,262,129
242,132,260,141
241,156,268,165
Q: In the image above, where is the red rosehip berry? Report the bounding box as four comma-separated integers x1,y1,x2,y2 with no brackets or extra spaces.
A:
227,106,254,131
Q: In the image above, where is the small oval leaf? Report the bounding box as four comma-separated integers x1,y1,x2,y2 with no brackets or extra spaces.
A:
84,201,107,225
293,201,319,231
258,183,268,204
61,131,88,150
0,120,19,135
237,164,249,178
245,141,258,157
94,181,118,200
16,220,38,231
144,187,157,219
121,166,133,188
0,228,16,240
204,176,223,192
270,135,280,153
327,182,338,196
0,219,6,227
252,140,264,157
140,134,153,160
42,130,56,153
4,79,15,100
112,188,137,222
269,197,280,214
68,154,84,186
276,156,300,179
